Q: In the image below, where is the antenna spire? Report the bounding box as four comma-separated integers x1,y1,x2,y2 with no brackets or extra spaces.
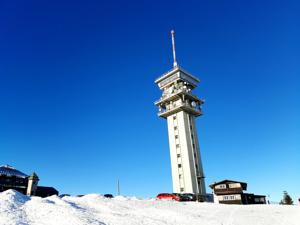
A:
171,30,178,68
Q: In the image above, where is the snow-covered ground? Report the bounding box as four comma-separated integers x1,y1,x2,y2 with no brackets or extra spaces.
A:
0,190,299,225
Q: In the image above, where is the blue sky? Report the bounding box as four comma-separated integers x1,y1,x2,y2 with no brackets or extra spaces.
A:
0,0,299,202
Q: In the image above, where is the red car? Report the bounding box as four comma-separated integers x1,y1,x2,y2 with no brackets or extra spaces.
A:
156,193,180,201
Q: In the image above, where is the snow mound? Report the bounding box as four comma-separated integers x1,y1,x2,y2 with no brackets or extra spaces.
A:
0,189,30,225
0,189,30,204
113,195,129,201
0,190,299,225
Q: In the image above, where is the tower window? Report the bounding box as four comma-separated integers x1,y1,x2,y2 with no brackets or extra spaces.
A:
180,188,184,192
178,164,182,168
175,135,178,139
174,126,178,130
173,115,177,120
177,154,180,158
176,144,180,148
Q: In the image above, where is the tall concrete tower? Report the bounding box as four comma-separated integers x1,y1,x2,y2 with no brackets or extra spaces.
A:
155,30,206,196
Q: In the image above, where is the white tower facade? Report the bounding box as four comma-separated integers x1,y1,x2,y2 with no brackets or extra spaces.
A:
155,31,206,196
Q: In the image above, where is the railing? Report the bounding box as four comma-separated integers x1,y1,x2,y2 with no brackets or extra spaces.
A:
158,101,201,116
155,88,191,105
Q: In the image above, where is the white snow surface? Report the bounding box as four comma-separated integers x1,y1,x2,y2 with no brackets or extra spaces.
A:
0,190,299,225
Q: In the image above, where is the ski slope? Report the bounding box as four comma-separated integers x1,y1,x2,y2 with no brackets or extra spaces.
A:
0,190,299,225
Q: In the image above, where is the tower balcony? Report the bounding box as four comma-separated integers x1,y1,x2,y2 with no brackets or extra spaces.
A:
155,89,203,106
158,101,202,118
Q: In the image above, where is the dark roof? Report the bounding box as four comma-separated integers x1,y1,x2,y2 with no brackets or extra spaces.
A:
0,165,28,178
36,186,59,197
209,179,247,190
253,194,266,198
36,186,58,193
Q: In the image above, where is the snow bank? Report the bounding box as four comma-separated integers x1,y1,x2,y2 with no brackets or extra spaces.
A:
0,190,299,225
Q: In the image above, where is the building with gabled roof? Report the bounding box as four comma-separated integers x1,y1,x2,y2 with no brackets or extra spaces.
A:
210,179,266,204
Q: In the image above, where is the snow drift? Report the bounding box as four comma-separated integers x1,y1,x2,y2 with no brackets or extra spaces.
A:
0,190,299,225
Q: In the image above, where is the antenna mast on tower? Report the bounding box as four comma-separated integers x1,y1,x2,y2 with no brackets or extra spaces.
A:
171,30,178,68
117,179,120,195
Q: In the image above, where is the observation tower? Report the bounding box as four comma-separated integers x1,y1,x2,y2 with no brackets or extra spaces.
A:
155,31,206,196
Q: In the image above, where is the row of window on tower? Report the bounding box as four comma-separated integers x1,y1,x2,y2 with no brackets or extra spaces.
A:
173,115,185,192
188,115,200,176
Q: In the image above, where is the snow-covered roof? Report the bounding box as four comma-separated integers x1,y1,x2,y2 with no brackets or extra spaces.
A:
0,165,28,178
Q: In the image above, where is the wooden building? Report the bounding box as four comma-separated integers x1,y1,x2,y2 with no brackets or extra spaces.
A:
210,180,266,204
0,165,58,197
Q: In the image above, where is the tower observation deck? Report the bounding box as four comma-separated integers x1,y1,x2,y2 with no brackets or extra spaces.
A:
154,31,206,196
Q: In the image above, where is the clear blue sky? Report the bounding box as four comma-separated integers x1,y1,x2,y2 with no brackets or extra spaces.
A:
0,0,299,202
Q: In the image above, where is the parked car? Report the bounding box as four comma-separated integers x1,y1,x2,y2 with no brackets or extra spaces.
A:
180,193,197,201
59,194,70,198
104,194,114,198
156,193,180,201
76,195,84,197
173,193,191,201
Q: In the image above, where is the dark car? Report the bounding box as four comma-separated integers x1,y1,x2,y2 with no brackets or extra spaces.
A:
181,193,197,201
156,193,180,201
171,193,187,201
59,194,70,198
104,194,114,198
171,193,198,201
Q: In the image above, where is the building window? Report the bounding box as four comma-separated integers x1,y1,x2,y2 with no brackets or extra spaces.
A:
224,196,230,200
177,154,181,158
175,135,179,139
191,134,194,140
229,183,241,188
215,184,226,189
223,195,236,201
178,164,182,168
180,188,184,192
176,144,180,148
174,126,178,130
179,174,182,179
173,115,177,120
